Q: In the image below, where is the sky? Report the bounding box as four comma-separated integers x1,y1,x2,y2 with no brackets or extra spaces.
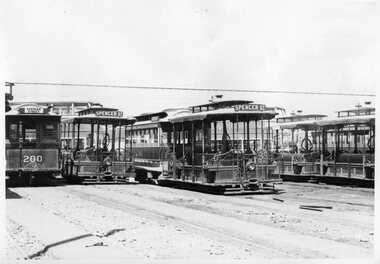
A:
1,0,376,117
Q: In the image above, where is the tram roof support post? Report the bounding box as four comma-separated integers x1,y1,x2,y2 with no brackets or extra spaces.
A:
321,127,326,154
71,122,76,151
202,120,205,154
334,126,337,177
261,116,264,150
96,120,100,149
129,124,133,162
305,128,309,153
354,125,358,153
291,129,295,153
90,121,94,148
124,124,127,162
247,120,251,153
267,119,271,151
191,122,195,182
255,120,258,152
76,121,81,152
118,121,122,158
276,129,279,153
172,123,177,179
348,124,351,177
213,121,217,152
111,123,116,151
182,122,185,159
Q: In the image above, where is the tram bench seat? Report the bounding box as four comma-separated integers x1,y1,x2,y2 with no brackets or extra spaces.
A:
279,154,293,162
335,153,365,164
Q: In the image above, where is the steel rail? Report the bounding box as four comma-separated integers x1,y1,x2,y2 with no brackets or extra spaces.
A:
63,186,298,258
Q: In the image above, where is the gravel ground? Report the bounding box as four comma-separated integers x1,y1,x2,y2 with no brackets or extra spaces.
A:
5,182,374,261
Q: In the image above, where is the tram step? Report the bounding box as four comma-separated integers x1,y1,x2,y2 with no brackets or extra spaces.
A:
82,178,138,184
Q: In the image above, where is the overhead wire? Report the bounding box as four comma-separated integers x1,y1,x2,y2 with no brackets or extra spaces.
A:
8,81,376,97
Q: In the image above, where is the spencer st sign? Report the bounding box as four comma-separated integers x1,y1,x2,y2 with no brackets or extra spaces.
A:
18,106,48,114
233,104,266,112
95,110,124,117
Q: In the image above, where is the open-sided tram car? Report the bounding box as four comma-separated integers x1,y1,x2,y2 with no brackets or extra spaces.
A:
61,106,137,184
274,112,375,187
5,104,61,185
133,99,282,194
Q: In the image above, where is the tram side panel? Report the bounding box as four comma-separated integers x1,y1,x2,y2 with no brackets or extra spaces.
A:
131,125,170,181
7,149,59,172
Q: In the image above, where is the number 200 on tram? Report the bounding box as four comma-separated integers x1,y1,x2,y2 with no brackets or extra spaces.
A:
5,104,62,185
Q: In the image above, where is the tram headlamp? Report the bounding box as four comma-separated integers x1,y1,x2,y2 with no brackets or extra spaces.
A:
104,157,112,166
246,161,256,171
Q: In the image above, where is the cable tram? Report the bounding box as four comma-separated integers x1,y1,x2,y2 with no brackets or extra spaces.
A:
5,104,61,185
273,113,327,180
159,99,282,194
61,106,137,184
131,108,190,182
274,104,375,187
317,115,375,184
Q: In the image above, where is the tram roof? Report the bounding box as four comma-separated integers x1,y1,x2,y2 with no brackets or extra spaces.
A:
62,114,136,125
5,103,61,118
168,105,277,123
276,114,327,123
277,115,375,130
189,100,253,112
135,108,190,125
60,106,136,125
318,115,375,128
276,120,320,130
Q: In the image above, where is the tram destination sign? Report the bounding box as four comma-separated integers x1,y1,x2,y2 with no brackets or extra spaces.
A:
234,104,266,112
18,106,48,114
95,110,124,117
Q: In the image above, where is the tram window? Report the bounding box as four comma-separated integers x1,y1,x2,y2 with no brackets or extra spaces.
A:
144,132,149,144
8,124,18,142
184,131,189,144
153,129,158,143
132,131,137,144
25,129,37,143
195,129,202,142
74,139,84,150
41,123,58,142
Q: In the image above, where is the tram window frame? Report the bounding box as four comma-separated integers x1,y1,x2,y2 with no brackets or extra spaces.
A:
153,128,158,143
24,128,37,143
41,123,59,143
7,123,18,142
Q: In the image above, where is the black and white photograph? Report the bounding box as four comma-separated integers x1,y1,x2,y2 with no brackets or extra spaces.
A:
1,0,377,262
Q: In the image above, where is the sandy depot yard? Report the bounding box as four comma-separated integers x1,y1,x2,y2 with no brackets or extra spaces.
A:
5,182,374,261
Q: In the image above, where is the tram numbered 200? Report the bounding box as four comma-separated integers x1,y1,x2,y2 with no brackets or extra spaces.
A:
5,104,62,185
60,106,137,184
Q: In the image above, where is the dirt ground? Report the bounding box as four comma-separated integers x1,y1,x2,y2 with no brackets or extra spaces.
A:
4,181,375,261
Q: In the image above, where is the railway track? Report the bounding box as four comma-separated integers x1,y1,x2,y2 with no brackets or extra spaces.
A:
7,182,373,259
61,186,298,258
13,186,295,258
62,185,372,258
91,184,373,225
